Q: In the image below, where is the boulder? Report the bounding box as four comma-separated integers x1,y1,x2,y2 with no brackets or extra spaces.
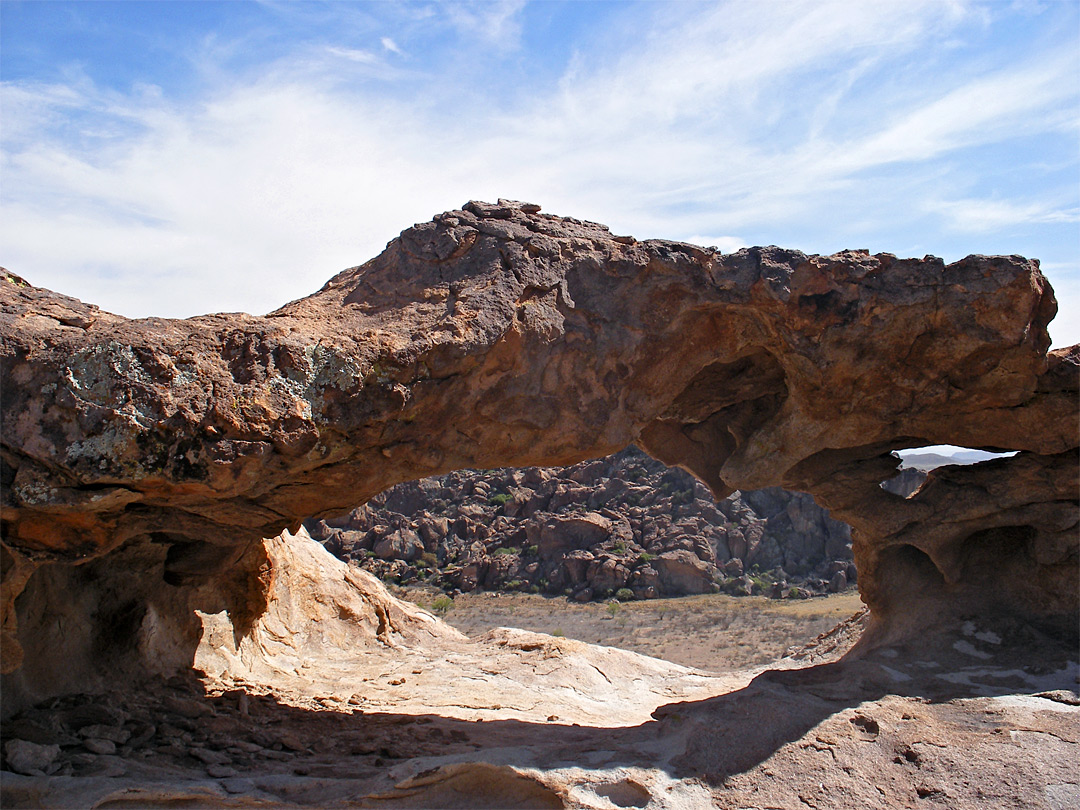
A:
654,551,716,595
374,528,424,562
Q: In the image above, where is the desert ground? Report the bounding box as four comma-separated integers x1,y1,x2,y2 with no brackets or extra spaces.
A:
398,586,866,672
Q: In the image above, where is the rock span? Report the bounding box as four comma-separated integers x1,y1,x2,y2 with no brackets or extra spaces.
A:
1,199,1076,709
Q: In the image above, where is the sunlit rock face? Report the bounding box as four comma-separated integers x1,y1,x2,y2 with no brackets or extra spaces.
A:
1,200,1076,707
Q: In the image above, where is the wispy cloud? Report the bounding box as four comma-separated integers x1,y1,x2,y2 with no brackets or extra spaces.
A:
441,0,526,50
926,198,1080,232
1,0,1076,344
326,46,380,65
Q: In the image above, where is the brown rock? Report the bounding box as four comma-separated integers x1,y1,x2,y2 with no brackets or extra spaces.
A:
654,550,715,595
0,201,1075,702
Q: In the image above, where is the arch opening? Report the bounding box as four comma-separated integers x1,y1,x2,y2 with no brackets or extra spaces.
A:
304,445,862,672
879,445,1020,498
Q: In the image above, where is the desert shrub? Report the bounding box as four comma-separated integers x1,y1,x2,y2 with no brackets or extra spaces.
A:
612,541,627,553
505,579,523,590
614,588,635,602
420,551,438,567
488,493,512,506
526,545,539,556
552,629,565,637
431,595,454,615
750,575,770,592
529,584,540,593
605,601,621,617
494,547,520,556
637,552,656,563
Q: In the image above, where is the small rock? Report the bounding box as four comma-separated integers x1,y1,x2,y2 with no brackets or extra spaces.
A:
222,777,256,794
4,739,60,775
83,738,116,756
79,724,131,744
207,763,239,778
191,747,230,766
59,703,121,731
4,718,75,747
164,695,214,719
90,760,127,778
127,724,156,747
277,732,306,752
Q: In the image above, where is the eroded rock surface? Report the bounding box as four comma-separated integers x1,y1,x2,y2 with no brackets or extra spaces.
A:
1,200,1077,709
1,530,1076,809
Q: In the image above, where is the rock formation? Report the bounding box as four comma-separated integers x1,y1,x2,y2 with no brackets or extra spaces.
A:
2,527,1076,809
1,199,1077,713
306,446,855,600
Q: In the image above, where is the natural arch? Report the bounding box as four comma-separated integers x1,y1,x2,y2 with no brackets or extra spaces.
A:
1,199,1076,708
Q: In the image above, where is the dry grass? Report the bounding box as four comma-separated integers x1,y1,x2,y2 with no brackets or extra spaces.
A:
397,587,865,672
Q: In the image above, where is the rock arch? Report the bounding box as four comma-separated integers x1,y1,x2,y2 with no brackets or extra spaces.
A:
1,200,1076,706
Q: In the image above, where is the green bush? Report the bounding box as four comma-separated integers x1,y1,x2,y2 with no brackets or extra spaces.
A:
526,545,539,556
552,629,565,637
612,541,627,553
488,493,513,506
637,552,656,563
605,601,621,617
614,588,635,602
494,547,520,556
431,595,454,616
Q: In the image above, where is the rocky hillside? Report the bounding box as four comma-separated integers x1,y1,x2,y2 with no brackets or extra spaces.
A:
306,447,858,601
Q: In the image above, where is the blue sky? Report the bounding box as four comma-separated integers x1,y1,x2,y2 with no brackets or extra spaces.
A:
2,0,1078,347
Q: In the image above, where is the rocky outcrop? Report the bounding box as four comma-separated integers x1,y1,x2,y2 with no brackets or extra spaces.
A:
1,200,1076,707
306,447,854,600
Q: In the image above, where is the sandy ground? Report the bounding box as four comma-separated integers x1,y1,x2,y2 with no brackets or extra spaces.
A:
398,586,866,672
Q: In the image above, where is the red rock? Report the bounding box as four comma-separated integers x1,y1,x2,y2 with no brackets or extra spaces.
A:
0,201,1075,698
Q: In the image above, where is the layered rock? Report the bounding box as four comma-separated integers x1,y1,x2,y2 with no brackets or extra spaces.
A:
1,200,1076,707
306,447,855,600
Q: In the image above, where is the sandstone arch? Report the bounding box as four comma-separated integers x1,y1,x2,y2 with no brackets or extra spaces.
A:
1,199,1076,707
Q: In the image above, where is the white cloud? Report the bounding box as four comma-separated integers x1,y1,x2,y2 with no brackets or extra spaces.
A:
0,0,1076,354
326,46,380,65
380,37,404,56
926,198,1080,232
